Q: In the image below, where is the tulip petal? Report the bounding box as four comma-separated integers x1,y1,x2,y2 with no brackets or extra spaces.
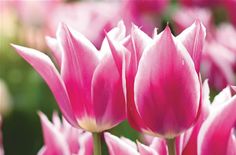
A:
100,20,126,53
91,54,125,131
131,24,152,64
198,96,236,155
134,26,200,137
177,80,210,155
39,112,70,155
12,44,76,126
78,132,93,155
150,138,168,155
104,132,139,155
177,20,206,73
137,142,157,155
45,36,62,68
212,86,232,106
57,23,99,119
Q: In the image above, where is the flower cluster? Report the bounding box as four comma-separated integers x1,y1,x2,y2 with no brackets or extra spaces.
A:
12,19,236,155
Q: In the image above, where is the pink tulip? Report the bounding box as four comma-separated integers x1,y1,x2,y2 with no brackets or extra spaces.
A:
38,112,93,155
104,132,168,155
173,7,213,34
202,40,236,90
12,21,126,132
106,21,205,138
198,89,236,155
176,81,236,155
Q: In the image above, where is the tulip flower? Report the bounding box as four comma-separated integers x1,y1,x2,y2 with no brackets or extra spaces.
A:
38,112,93,155
13,21,127,155
176,80,236,155
13,21,126,132
198,89,236,155
107,20,205,155
104,132,168,155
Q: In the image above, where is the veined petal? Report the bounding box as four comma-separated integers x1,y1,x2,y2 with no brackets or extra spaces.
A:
198,96,236,155
57,23,99,120
12,44,76,126
177,20,206,73
134,26,200,137
45,36,62,68
104,132,139,155
39,112,70,155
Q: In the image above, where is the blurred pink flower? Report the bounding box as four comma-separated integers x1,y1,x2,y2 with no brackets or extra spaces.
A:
107,21,205,138
38,112,93,155
104,132,168,155
47,0,169,48
173,7,213,34
202,40,236,90
224,0,236,26
12,0,61,27
12,21,127,132
179,0,221,7
176,81,236,155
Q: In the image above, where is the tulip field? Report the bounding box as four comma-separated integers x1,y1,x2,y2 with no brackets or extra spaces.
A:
0,0,236,155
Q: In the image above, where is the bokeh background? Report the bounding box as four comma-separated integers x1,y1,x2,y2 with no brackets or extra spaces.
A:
0,0,235,154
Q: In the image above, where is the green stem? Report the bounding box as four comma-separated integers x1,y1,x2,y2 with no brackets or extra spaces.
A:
167,138,176,155
92,132,102,155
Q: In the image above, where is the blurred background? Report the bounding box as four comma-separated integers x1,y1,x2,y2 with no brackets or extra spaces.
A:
0,0,235,154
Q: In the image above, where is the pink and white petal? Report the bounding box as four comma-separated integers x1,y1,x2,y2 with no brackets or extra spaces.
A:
176,80,210,155
12,44,76,126
120,137,137,150
177,20,206,73
45,36,62,68
150,138,168,155
78,132,93,155
105,33,129,76
198,96,236,155
226,130,236,155
91,54,125,131
104,132,139,155
57,23,99,119
131,24,152,64
137,142,157,155
39,112,70,155
212,86,232,106
100,20,126,53
134,26,200,137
